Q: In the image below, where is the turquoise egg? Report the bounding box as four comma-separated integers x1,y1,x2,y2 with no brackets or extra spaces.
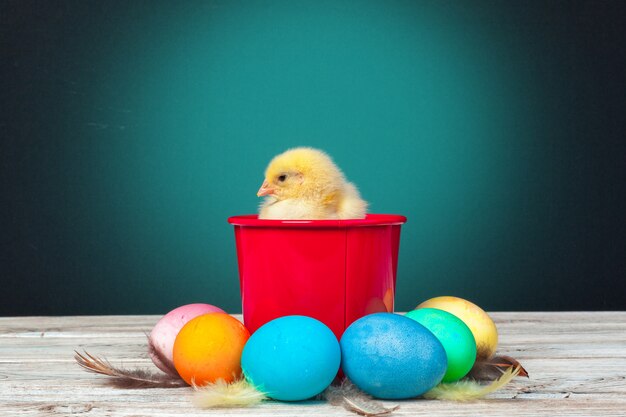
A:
340,313,447,399
241,315,340,401
405,308,476,382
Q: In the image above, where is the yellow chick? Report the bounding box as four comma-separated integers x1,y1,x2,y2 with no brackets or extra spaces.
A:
257,147,367,220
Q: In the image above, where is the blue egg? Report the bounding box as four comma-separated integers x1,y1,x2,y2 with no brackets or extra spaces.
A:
340,313,447,399
241,315,341,401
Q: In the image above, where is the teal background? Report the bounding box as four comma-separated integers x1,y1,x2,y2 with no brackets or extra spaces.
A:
2,1,625,315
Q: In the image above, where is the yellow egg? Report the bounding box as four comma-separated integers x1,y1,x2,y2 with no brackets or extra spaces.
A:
417,296,498,359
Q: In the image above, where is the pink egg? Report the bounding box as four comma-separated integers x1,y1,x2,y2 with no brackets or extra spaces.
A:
149,303,225,375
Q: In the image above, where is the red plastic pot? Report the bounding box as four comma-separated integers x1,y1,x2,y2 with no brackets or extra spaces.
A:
228,214,407,339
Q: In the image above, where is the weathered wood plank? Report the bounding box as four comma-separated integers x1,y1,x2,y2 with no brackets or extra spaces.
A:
2,312,625,337
0,312,625,416
2,398,626,417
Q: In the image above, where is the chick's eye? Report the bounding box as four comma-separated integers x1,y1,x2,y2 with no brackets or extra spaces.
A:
277,174,287,182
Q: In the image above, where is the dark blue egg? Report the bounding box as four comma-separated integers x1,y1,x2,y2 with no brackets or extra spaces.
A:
340,313,447,399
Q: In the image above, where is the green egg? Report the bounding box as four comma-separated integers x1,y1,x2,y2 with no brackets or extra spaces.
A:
405,308,476,382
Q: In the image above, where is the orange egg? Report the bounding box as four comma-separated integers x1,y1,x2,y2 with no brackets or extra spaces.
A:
173,313,250,386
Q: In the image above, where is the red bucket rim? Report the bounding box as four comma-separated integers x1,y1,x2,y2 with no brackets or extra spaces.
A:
227,214,407,228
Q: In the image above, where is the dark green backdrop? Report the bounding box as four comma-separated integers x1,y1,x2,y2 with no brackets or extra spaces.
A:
2,0,625,315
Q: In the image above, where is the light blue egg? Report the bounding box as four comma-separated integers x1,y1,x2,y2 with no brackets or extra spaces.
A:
340,313,447,399
241,315,341,401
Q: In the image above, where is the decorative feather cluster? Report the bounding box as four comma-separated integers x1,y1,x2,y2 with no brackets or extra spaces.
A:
468,355,529,380
424,366,521,401
423,355,528,402
192,378,267,408
324,379,399,416
74,350,186,388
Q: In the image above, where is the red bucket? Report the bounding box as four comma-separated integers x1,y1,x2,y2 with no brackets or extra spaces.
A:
228,214,407,339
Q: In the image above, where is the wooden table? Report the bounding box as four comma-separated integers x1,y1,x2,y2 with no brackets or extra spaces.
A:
1,312,625,416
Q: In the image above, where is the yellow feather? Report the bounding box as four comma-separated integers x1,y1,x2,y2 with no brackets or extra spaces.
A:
423,366,520,401
192,378,267,408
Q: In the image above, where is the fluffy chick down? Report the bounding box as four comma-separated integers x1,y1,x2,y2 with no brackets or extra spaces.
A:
258,147,367,220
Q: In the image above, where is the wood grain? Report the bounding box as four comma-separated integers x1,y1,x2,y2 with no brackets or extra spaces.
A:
1,312,625,416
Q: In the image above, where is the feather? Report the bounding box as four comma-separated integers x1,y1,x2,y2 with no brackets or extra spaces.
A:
324,379,399,416
74,350,186,388
468,355,529,381
423,366,520,401
192,378,267,408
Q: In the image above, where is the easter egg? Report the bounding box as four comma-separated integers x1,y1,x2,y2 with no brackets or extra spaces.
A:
405,308,476,382
173,313,250,385
417,296,498,359
241,315,340,401
340,313,447,399
149,303,225,375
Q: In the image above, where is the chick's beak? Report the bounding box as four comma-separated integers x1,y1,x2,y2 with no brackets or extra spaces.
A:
257,180,274,197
